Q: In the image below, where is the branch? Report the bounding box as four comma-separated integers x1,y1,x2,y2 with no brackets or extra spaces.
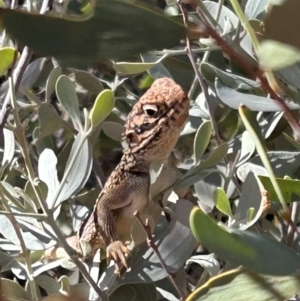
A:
134,211,187,301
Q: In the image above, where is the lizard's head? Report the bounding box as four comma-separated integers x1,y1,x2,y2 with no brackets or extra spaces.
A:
124,77,189,162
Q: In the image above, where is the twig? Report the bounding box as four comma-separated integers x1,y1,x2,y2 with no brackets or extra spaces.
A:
150,46,221,57
177,1,222,145
0,210,46,218
134,211,187,301
196,7,300,142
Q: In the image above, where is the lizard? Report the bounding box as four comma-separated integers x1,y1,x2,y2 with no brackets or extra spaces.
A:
46,77,189,272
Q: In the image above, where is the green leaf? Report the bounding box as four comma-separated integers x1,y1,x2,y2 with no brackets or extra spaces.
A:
186,268,300,301
0,47,17,75
35,275,60,295
55,75,82,131
114,54,167,75
0,0,186,61
199,143,229,171
190,207,300,275
283,132,300,150
193,120,212,164
1,278,31,301
258,40,300,71
214,187,233,217
89,89,115,130
259,175,300,203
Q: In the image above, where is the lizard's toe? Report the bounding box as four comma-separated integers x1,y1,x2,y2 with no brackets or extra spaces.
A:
107,241,130,272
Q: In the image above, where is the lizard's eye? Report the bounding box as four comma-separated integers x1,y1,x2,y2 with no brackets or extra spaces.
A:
143,104,158,117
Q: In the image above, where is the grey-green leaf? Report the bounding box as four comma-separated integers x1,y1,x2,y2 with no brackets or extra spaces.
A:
193,120,212,164
46,66,62,101
59,133,92,204
215,79,300,111
56,75,82,131
69,68,103,95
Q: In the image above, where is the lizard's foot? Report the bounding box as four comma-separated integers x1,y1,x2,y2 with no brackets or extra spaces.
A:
107,241,130,274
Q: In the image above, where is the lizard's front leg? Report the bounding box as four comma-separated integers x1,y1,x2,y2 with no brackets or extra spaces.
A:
96,204,130,272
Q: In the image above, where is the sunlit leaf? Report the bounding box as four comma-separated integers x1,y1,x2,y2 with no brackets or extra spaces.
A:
0,47,18,75
214,187,233,218
258,40,300,71
89,89,115,130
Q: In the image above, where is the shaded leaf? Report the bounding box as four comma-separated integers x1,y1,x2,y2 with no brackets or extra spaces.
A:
0,214,55,250
1,278,30,301
111,283,157,301
193,120,212,164
199,143,228,171
141,53,171,78
187,254,220,277
259,175,300,203
38,103,64,139
0,0,185,61
46,66,62,101
102,121,124,142
19,58,44,92
237,131,255,167
56,75,82,131
35,275,60,295
69,68,103,95
201,62,259,90
229,172,263,230
186,268,300,301
59,133,92,205
190,207,300,275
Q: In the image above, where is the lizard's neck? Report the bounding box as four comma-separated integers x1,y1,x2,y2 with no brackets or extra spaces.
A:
118,149,150,173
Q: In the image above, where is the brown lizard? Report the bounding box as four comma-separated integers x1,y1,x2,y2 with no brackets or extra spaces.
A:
48,78,189,272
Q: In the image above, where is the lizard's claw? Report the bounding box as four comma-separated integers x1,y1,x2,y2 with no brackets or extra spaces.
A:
107,241,130,274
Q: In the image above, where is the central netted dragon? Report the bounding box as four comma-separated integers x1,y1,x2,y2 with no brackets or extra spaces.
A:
46,78,190,273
